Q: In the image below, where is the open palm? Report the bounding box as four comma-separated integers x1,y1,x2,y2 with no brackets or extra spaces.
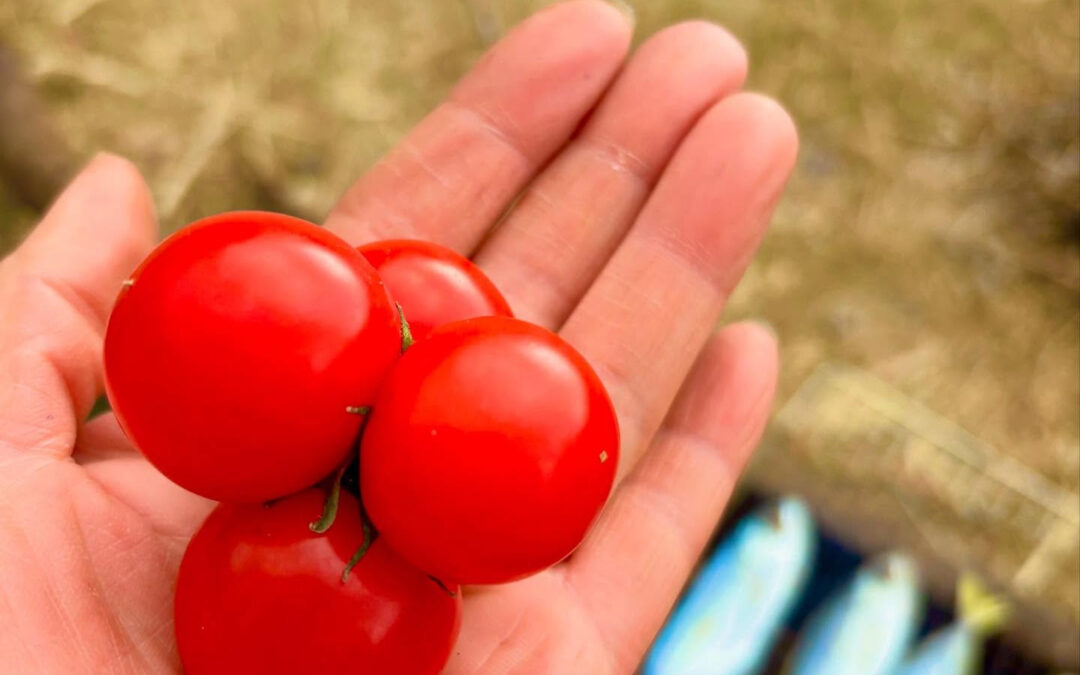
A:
0,2,796,673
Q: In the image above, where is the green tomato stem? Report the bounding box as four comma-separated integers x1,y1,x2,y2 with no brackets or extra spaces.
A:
341,520,374,584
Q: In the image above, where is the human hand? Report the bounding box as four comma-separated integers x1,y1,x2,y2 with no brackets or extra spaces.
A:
0,1,796,672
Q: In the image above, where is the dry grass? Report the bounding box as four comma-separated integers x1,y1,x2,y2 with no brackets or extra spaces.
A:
0,0,1077,666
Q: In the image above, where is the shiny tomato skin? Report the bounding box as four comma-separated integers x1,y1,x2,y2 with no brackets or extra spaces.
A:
175,490,462,675
360,316,619,585
104,211,401,502
357,239,512,342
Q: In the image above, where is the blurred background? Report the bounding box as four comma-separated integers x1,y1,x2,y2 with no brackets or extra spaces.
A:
0,0,1076,671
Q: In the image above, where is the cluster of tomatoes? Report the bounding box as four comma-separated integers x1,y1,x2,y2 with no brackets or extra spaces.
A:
102,211,620,674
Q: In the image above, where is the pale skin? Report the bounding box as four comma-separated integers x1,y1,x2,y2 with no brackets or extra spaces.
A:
0,2,797,673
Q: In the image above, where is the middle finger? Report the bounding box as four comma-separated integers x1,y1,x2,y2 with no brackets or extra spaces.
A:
474,21,748,327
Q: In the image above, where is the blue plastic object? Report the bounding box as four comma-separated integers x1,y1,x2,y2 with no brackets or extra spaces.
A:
784,552,923,675
644,497,816,675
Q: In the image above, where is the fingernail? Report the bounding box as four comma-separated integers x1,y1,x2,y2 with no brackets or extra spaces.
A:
83,151,137,182
751,318,779,342
602,0,636,26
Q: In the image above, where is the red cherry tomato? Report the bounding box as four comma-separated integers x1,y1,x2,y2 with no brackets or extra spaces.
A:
360,316,619,584
104,211,401,502
357,239,512,342
175,489,461,675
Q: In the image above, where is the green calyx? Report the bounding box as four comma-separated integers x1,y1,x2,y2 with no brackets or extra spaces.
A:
427,575,456,597
309,464,347,534
397,303,414,352
341,520,374,584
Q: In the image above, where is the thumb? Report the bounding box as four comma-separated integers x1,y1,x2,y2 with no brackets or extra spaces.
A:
0,153,156,461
